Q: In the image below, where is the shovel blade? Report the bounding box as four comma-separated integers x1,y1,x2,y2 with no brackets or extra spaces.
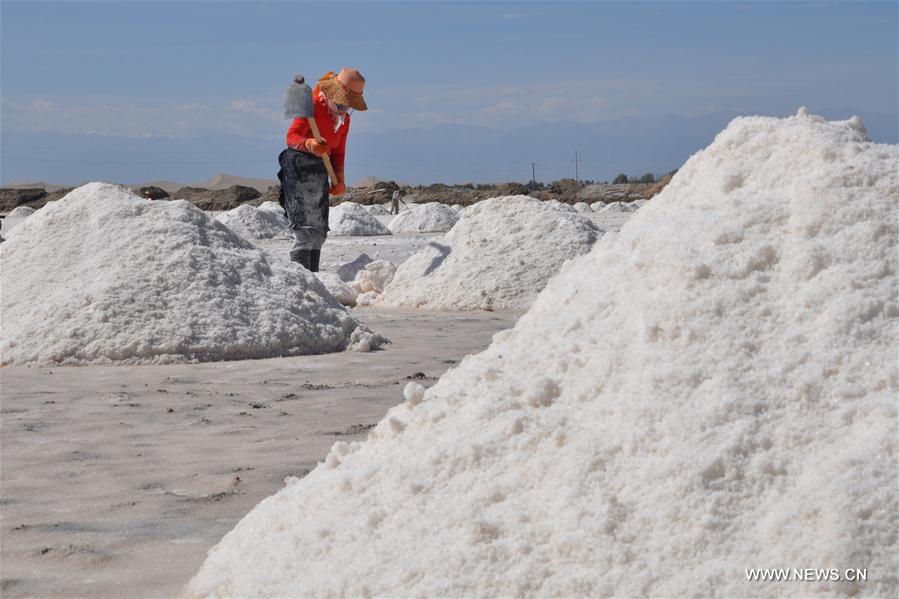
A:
284,74,314,119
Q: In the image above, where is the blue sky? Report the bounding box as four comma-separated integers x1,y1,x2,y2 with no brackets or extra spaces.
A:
2,1,896,185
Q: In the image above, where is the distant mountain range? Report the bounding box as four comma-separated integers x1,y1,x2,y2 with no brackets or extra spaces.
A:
1,181,72,192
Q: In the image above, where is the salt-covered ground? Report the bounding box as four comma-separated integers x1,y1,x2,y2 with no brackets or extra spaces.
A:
252,210,635,271
0,184,642,597
0,308,518,598
254,229,441,272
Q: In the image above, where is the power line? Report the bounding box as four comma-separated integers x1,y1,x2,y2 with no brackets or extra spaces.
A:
574,150,582,183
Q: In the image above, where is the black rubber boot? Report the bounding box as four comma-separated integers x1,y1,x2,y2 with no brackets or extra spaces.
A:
310,249,321,273
290,248,313,271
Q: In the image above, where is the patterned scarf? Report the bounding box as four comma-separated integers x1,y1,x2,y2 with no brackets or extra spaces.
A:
321,94,350,132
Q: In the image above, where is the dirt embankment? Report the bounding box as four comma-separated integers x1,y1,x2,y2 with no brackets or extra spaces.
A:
0,185,265,215
344,179,668,207
0,187,76,213
1,177,672,215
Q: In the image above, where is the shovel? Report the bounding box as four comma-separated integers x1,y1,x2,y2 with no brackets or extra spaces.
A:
284,74,338,185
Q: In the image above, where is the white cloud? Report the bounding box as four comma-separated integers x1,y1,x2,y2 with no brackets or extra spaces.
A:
351,79,648,133
3,96,283,139
2,77,677,140
228,100,256,110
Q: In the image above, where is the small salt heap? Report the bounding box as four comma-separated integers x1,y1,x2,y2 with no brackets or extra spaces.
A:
1,183,385,365
387,202,460,233
378,196,599,310
329,202,391,236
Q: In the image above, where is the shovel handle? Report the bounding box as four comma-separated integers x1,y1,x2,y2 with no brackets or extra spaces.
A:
306,118,338,184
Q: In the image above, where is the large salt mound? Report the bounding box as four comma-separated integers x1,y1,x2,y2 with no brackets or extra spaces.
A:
0,183,385,365
188,111,899,597
329,202,391,236
387,202,460,233
215,203,290,240
375,196,599,311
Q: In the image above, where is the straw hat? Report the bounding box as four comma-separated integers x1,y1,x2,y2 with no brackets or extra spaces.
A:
318,68,367,111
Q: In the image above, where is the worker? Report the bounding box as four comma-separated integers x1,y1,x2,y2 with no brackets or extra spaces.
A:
277,67,366,271
390,189,407,215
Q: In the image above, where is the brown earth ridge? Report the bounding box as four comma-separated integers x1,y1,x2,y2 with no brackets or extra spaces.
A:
0,177,671,215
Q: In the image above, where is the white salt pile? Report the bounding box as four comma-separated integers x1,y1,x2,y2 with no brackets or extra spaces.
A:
7,205,37,217
315,273,359,307
188,110,898,597
335,253,374,282
0,183,384,365
363,203,391,216
544,199,577,212
215,204,290,240
450,204,463,212
595,200,636,213
257,200,286,214
352,260,397,305
329,202,391,236
573,201,593,213
317,258,398,307
376,195,599,311
1,205,37,236
387,202,460,233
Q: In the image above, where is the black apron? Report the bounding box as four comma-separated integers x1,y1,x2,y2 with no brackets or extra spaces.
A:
277,148,330,234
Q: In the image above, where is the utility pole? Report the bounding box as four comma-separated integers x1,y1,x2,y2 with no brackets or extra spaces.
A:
574,150,582,183
531,162,536,190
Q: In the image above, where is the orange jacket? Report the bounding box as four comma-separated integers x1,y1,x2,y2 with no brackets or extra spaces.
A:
286,86,350,175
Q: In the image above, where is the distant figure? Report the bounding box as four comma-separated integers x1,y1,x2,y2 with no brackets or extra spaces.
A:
278,67,367,272
390,189,407,215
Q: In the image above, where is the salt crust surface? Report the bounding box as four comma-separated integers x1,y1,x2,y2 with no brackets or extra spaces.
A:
329,202,391,236
188,111,898,597
387,202,460,233
573,201,593,213
377,196,599,311
0,183,384,365
215,204,290,240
